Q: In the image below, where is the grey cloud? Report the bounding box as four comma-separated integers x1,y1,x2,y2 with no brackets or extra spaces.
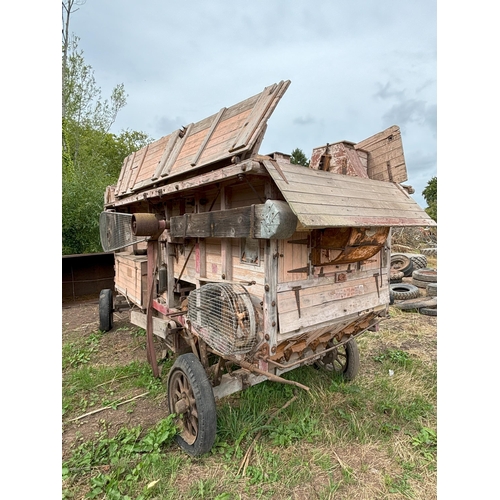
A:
293,115,316,126
382,99,435,132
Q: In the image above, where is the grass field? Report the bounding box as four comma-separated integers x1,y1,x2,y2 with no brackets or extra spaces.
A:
62,293,437,499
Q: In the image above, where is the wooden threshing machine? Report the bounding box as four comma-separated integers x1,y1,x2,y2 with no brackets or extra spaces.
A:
99,80,436,455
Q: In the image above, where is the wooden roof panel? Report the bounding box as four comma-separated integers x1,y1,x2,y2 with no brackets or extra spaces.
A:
114,81,290,198
262,159,436,228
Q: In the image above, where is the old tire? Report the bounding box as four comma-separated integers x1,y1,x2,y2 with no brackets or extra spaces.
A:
412,277,430,289
99,289,113,332
422,248,437,257
167,353,216,456
412,268,437,283
427,283,437,297
419,306,437,316
316,337,360,381
390,271,404,283
394,297,437,310
389,283,420,300
391,254,413,277
406,254,428,270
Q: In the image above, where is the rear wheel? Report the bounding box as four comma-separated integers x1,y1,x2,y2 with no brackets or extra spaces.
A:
167,353,217,456
99,289,113,332
316,337,360,381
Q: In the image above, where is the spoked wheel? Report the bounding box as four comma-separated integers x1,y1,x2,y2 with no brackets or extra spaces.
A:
167,353,217,456
316,336,360,381
99,289,113,332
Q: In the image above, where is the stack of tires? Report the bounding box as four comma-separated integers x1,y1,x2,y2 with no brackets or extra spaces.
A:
390,253,428,279
389,253,437,316
411,268,437,316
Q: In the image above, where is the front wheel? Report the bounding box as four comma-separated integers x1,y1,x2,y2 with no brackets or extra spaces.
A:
167,353,217,456
316,337,360,381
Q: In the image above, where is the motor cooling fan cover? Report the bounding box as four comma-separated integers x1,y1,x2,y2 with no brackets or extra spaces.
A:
187,283,258,355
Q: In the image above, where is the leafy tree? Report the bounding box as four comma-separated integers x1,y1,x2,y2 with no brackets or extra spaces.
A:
62,3,152,254
422,176,437,222
290,148,310,167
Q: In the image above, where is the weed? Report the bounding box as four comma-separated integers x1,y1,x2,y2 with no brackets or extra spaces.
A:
410,426,437,461
374,348,412,368
63,415,178,499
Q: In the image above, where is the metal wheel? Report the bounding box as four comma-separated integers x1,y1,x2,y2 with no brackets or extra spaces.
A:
167,353,217,456
316,337,360,381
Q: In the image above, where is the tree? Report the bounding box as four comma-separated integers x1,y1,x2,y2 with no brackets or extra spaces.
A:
290,148,310,167
422,176,437,222
62,3,153,255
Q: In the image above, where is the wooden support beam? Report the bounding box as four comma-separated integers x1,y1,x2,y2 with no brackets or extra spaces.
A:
169,200,297,239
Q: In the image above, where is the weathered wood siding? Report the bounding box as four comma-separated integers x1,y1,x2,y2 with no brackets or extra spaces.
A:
276,249,388,337
114,253,148,307
354,125,408,183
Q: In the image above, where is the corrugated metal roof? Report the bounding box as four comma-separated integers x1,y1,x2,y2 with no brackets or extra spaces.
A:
262,159,436,228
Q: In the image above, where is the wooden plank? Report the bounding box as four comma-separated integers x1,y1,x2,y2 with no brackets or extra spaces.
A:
277,286,388,335
190,107,227,166
230,80,290,152
151,132,180,180
117,153,136,195
263,239,279,349
130,310,170,339
159,123,194,178
127,143,150,192
169,201,297,239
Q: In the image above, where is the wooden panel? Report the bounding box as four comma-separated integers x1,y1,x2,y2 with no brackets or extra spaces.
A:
190,107,227,166
230,81,290,152
278,232,310,283
113,81,290,199
114,253,147,307
276,274,388,335
263,160,436,228
354,125,408,183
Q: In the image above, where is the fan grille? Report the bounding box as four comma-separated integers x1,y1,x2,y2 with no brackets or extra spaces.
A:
99,212,147,252
187,283,257,355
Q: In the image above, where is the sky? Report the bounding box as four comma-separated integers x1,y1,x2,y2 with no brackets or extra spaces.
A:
68,0,437,208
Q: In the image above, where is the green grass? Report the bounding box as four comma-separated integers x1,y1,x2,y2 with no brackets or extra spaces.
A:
63,310,437,499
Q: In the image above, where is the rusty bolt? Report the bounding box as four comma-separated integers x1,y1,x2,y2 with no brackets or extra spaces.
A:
271,346,277,353
265,285,270,292
264,334,270,340
272,321,276,327
271,301,276,307
221,274,226,279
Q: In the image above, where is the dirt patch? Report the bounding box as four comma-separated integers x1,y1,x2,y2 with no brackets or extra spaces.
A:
62,300,169,460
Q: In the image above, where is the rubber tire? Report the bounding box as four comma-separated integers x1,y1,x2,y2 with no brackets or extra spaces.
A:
390,271,404,283
406,254,427,270
419,306,437,316
391,254,413,276
167,353,217,456
412,277,430,289
99,289,114,332
426,283,437,297
412,268,437,283
389,283,420,300
422,248,437,257
316,337,360,381
394,297,437,310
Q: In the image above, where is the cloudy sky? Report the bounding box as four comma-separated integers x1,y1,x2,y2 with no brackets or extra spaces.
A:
68,0,436,207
